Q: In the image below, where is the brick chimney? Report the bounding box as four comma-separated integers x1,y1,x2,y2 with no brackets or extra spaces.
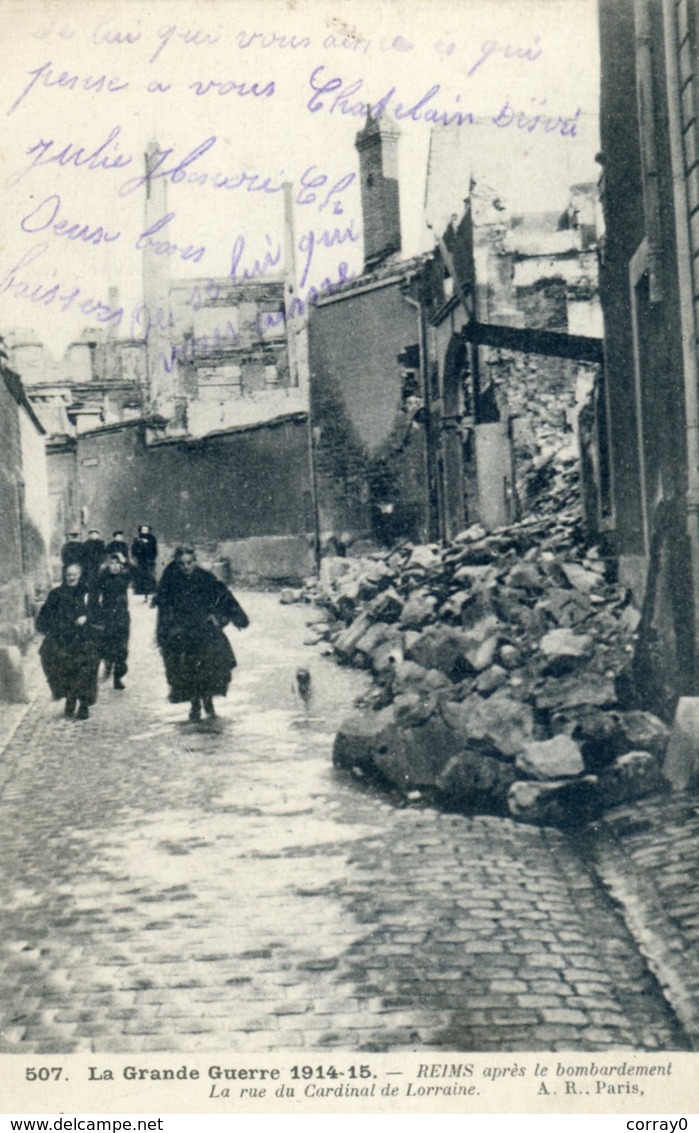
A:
355,115,401,271
141,141,174,416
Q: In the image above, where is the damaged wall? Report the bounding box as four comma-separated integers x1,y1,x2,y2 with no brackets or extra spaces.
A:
309,274,428,546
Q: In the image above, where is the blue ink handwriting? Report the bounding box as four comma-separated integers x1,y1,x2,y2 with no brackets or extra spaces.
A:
296,166,355,214
161,321,240,373
298,220,360,289
135,212,206,263
118,136,284,198
7,125,132,188
149,22,223,64
236,30,311,49
467,36,542,77
307,66,473,126
91,12,142,46
253,261,355,336
493,97,580,136
20,193,120,246
188,76,276,98
7,60,129,115
0,242,124,325
229,234,282,281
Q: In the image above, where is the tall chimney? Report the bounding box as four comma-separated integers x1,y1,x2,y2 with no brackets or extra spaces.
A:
355,115,401,271
141,141,174,417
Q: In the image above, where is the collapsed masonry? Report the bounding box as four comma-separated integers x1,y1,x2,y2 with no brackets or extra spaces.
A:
286,452,672,828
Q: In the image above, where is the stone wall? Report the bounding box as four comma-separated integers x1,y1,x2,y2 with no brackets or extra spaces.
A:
309,277,428,546
68,415,313,583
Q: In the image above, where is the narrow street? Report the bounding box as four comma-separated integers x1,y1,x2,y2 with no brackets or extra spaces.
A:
0,593,688,1054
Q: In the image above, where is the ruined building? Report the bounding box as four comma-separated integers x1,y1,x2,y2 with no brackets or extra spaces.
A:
308,115,603,551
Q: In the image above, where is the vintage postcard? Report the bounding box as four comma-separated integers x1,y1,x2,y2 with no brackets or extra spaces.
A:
0,0,697,1118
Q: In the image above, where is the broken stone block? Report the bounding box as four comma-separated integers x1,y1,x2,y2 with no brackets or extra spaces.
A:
442,692,534,760
460,588,498,629
499,643,524,670
454,523,487,543
663,697,699,792
399,591,437,630
279,588,304,605
354,621,389,655
438,590,471,620
599,751,666,808
618,604,642,634
535,675,617,711
407,625,469,679
507,562,543,591
392,660,450,696
0,646,28,704
617,710,670,760
569,709,625,770
452,563,495,585
407,544,442,571
371,635,404,675
333,706,397,772
561,562,601,593
320,557,351,591
374,716,462,790
365,587,404,623
515,735,585,780
465,635,500,673
437,750,517,810
507,775,601,827
393,691,440,726
333,611,373,662
475,665,507,696
539,628,593,674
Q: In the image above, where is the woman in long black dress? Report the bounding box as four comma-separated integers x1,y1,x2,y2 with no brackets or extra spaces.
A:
131,525,158,599
154,546,249,722
94,554,130,689
35,562,101,720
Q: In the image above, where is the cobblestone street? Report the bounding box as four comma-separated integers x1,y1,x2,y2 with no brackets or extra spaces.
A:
0,593,689,1054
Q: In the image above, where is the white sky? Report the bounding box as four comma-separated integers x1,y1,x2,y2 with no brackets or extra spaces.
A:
0,0,600,359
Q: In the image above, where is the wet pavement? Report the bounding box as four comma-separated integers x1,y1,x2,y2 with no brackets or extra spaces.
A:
0,592,689,1053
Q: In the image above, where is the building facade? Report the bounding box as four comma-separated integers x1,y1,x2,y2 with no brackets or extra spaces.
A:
596,0,699,712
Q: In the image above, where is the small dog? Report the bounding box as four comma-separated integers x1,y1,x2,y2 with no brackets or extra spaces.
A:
295,667,312,704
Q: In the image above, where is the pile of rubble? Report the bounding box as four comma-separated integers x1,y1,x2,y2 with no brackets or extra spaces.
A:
287,505,673,827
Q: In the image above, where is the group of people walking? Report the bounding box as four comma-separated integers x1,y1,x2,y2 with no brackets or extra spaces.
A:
37,528,248,723
61,526,158,597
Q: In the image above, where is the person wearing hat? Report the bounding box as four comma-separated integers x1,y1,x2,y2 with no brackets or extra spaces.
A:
82,529,106,591
154,545,249,722
94,554,130,690
61,530,84,570
131,524,158,599
106,530,130,563
35,561,101,720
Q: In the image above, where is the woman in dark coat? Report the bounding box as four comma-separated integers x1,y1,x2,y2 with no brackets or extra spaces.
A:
154,546,249,722
94,554,130,689
131,524,158,598
35,562,101,720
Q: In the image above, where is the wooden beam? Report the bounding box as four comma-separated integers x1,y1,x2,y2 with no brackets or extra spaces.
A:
463,321,604,364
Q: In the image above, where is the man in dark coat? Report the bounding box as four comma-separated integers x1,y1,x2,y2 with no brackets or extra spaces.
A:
35,562,101,719
94,555,130,689
61,531,83,570
131,524,158,598
82,529,106,590
154,546,249,722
